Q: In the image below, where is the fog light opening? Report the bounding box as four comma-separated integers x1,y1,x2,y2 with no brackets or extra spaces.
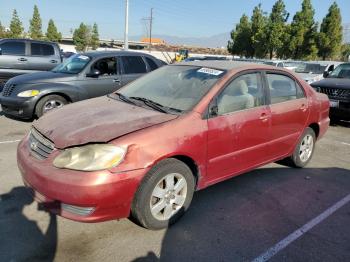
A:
61,203,95,216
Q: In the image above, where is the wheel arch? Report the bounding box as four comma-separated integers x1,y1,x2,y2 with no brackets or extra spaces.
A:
308,123,320,138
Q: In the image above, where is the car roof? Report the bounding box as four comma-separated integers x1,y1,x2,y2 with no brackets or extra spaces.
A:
83,50,155,58
0,38,58,45
176,60,271,71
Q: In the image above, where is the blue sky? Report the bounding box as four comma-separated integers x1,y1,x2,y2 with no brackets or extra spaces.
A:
0,0,349,39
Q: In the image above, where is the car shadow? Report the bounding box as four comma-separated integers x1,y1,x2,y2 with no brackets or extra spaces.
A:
0,187,57,261
132,167,350,262
0,110,34,122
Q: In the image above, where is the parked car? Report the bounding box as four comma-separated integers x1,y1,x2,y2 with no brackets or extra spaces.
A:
294,62,339,84
263,60,303,71
311,63,350,121
0,51,164,119
0,38,62,89
17,61,329,229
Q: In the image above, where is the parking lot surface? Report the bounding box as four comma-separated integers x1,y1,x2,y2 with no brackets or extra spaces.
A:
0,113,349,262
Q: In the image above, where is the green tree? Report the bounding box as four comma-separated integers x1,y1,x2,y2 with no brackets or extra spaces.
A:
9,9,24,38
29,5,42,39
250,4,268,58
90,23,99,50
227,14,253,57
318,2,343,60
289,0,318,59
266,0,289,59
46,19,62,42
73,23,90,52
0,21,5,38
276,24,292,59
341,44,350,61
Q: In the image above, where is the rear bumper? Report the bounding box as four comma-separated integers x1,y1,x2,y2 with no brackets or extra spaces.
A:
0,95,36,119
318,117,330,140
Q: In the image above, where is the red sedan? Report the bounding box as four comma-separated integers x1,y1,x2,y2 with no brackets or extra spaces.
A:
17,61,330,229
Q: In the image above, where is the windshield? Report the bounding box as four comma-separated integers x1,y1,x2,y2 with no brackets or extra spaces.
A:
328,64,350,79
52,54,91,74
117,65,226,112
295,63,327,74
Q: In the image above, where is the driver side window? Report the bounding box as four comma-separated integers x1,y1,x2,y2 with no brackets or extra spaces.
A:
217,73,264,115
91,57,118,76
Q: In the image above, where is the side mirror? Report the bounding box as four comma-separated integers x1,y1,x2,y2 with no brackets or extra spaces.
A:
323,71,329,78
209,105,218,118
0,48,2,55
86,69,101,78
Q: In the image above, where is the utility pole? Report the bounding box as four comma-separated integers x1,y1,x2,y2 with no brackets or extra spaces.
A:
149,8,153,52
124,0,129,50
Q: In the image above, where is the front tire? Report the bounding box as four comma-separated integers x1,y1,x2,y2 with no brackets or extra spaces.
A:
131,158,195,230
35,94,67,118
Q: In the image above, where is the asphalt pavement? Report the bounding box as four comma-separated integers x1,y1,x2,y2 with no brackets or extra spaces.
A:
0,113,349,262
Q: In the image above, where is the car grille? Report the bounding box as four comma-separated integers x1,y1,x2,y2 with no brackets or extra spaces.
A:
2,82,16,97
28,128,55,160
314,87,350,99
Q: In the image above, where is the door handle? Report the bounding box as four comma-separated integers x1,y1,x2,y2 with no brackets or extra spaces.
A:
18,58,27,62
113,79,121,84
50,60,58,63
300,104,307,112
259,113,270,122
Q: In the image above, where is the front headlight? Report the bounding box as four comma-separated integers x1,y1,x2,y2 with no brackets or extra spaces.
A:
53,144,126,171
17,90,40,97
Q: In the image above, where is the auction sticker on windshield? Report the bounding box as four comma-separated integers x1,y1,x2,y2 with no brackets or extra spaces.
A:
197,68,224,76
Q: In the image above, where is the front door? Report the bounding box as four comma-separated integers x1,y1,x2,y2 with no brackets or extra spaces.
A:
206,72,271,184
81,56,122,98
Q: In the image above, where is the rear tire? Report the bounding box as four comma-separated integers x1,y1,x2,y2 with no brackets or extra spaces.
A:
35,95,67,118
131,158,195,230
288,127,316,168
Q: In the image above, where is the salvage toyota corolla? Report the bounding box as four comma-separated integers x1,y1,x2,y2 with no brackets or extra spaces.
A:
17,61,330,229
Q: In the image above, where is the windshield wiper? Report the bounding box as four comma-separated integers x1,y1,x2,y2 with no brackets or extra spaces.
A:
129,96,168,113
108,93,137,105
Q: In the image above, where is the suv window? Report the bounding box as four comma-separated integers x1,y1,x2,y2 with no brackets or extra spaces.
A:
217,73,264,115
121,56,147,74
266,74,305,104
91,57,118,76
145,57,158,71
31,43,55,56
0,41,25,55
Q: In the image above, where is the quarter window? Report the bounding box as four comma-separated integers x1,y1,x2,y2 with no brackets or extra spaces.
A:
266,74,305,104
217,73,264,115
121,56,147,74
0,41,25,55
31,43,55,56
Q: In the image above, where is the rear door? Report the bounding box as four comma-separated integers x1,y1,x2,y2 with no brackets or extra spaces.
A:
0,40,28,70
206,72,271,183
28,42,59,71
79,56,122,98
120,55,148,86
264,72,309,158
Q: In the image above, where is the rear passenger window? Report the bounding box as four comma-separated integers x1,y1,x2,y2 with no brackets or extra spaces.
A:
0,41,25,55
217,73,264,115
31,43,54,56
266,74,305,104
121,56,147,74
145,57,158,71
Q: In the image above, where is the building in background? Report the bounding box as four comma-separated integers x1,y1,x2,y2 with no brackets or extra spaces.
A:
140,38,166,45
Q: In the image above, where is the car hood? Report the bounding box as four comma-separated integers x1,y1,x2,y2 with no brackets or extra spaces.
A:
9,71,76,85
33,96,178,149
311,78,350,89
296,73,323,82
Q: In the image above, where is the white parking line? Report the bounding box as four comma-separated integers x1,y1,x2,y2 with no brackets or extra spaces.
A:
251,193,350,262
341,142,350,146
0,139,21,144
